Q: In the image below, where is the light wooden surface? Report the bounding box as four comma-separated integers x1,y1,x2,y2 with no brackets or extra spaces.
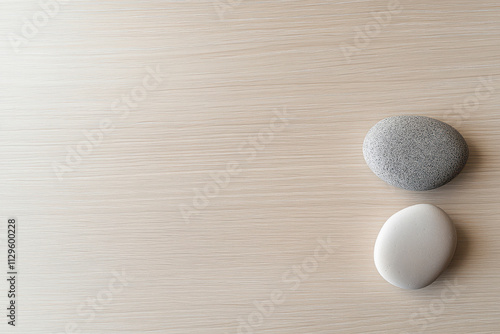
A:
1,1,500,333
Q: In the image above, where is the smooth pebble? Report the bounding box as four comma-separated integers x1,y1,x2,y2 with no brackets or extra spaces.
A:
374,204,457,290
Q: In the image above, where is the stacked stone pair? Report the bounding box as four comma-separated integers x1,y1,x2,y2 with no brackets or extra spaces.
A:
363,116,469,289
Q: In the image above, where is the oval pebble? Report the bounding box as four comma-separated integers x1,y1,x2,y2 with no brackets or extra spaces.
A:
363,115,469,191
374,204,457,290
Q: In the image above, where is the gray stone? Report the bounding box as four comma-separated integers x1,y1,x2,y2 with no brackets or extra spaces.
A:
363,115,469,191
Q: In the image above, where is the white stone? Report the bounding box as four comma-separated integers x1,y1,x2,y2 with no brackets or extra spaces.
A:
374,204,457,289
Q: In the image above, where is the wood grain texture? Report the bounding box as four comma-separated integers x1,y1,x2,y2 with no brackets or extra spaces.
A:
1,1,500,333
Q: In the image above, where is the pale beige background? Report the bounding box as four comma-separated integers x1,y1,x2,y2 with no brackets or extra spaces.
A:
1,1,500,333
